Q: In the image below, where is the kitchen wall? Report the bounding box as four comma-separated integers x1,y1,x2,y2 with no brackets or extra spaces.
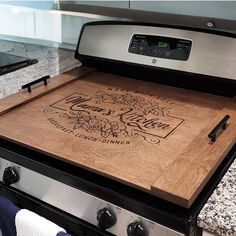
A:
1,1,236,50
0,1,55,9
0,3,116,50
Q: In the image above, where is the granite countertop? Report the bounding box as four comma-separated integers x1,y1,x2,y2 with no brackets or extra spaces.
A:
0,40,236,236
197,158,236,236
0,39,80,99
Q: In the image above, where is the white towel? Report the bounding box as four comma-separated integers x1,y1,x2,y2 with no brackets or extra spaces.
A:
15,209,66,236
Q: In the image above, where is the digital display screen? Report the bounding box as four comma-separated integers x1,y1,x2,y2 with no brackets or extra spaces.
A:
129,34,192,60
156,42,169,48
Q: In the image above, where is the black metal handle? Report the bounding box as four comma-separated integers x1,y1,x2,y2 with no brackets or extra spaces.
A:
21,75,50,93
208,115,230,142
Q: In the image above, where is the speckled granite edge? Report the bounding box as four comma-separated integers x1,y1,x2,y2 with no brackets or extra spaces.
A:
0,40,80,99
197,158,236,236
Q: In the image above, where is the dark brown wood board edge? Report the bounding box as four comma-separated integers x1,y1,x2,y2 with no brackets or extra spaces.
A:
151,98,236,208
0,66,95,116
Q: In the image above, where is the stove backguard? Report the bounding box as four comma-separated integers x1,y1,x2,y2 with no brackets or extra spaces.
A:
76,21,236,97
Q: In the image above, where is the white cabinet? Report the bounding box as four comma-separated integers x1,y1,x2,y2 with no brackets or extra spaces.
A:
0,3,117,46
0,5,62,42
61,15,83,45
35,11,62,42
0,1,55,9
0,5,34,38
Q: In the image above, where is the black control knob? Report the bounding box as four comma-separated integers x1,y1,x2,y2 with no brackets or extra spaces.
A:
127,222,147,236
97,207,116,230
3,167,20,186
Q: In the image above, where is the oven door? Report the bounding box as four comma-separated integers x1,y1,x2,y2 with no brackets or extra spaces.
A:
0,156,114,236
0,185,114,236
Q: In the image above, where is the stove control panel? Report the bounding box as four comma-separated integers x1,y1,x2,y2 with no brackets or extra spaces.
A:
78,23,236,81
129,34,192,61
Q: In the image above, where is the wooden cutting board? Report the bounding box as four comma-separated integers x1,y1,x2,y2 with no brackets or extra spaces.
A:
0,67,236,208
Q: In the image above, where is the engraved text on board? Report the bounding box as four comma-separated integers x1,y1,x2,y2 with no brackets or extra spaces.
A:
44,88,184,145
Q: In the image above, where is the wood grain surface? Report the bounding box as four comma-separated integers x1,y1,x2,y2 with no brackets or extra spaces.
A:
0,66,94,116
0,69,235,208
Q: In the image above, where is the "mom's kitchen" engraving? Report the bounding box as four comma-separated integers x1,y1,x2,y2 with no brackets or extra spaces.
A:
46,90,184,144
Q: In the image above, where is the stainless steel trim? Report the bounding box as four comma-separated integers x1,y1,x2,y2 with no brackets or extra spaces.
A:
0,157,184,236
78,24,236,81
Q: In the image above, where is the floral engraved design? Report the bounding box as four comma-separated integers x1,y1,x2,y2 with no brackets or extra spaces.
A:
49,110,160,144
95,91,170,117
59,111,128,138
43,89,180,145
101,121,128,138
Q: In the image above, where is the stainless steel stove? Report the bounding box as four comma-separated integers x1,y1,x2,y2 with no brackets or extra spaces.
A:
0,21,236,236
